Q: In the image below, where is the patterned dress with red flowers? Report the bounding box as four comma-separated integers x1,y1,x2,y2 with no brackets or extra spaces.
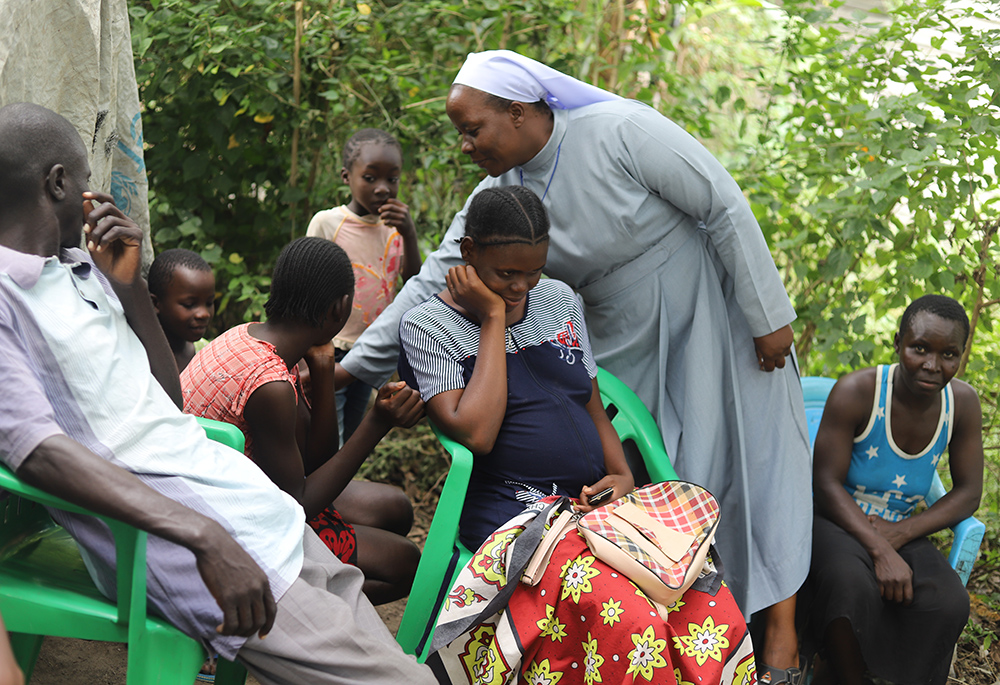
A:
182,323,358,564
430,499,756,685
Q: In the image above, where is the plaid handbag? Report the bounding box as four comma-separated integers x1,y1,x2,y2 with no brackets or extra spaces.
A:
577,481,720,606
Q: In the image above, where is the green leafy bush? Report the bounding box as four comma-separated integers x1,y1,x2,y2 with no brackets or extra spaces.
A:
133,0,1000,499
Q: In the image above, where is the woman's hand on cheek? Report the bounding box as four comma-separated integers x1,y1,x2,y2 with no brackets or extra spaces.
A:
575,474,634,513
446,265,505,323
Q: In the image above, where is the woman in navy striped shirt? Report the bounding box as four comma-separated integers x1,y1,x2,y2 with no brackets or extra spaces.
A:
398,187,754,685
399,186,633,548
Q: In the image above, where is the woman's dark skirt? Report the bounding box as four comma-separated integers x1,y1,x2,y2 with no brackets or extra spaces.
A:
801,515,969,685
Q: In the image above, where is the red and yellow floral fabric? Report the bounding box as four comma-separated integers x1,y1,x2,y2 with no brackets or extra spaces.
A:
431,501,756,685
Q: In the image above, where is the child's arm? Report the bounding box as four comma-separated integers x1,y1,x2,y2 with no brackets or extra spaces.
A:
423,265,508,454
0,612,24,685
298,342,340,475
575,378,634,512
83,191,183,407
379,198,422,281
243,378,421,518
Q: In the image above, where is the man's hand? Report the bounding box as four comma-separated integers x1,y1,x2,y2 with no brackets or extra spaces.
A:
82,191,142,286
753,324,793,372
19,436,275,637
373,380,424,428
193,523,278,638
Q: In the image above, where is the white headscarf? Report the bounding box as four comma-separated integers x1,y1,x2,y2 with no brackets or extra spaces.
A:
452,50,622,110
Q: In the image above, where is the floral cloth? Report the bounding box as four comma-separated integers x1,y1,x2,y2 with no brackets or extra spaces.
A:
429,499,756,685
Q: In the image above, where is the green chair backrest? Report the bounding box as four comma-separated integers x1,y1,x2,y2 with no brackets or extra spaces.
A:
0,416,249,684
196,417,245,453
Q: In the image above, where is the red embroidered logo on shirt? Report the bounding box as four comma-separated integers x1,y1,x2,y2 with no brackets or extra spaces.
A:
552,320,582,364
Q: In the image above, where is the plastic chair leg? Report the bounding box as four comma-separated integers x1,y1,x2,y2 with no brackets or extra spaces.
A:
8,632,42,682
125,629,205,685
215,656,249,685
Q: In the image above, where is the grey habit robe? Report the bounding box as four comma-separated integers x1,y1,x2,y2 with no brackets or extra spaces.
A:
341,100,812,617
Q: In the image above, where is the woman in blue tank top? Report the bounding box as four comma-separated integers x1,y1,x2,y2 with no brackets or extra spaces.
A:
806,295,983,685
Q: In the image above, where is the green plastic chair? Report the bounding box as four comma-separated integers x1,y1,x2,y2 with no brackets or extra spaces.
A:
395,366,679,661
0,416,249,684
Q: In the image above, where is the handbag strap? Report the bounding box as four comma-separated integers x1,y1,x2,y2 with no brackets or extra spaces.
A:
523,507,578,585
690,544,726,595
429,497,572,654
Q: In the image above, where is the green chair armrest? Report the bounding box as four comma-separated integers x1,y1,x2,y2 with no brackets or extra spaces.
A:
0,463,149,630
395,421,474,657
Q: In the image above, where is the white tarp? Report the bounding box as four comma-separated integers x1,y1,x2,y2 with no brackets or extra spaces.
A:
0,0,152,266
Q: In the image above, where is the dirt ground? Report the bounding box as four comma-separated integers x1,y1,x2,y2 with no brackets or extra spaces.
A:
20,473,1000,684
29,600,407,685
26,498,432,685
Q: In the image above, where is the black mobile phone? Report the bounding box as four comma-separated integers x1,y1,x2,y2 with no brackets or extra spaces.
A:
588,486,615,507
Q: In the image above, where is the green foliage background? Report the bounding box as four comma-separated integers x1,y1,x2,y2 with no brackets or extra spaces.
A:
130,0,1000,663
131,0,999,477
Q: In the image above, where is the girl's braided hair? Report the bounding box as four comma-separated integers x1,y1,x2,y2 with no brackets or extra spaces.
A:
342,128,401,169
265,237,354,327
464,185,550,248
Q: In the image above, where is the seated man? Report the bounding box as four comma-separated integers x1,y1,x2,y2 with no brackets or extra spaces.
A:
0,102,434,685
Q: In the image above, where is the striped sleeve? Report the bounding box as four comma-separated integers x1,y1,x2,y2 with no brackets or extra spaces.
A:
514,280,598,379
0,293,65,469
399,301,471,401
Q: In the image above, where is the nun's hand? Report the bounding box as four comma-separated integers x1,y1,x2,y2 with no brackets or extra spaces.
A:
753,324,793,372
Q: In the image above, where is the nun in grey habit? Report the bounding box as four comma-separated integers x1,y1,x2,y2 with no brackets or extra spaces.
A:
338,49,812,660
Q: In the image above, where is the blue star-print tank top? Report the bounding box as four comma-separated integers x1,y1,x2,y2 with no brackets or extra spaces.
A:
845,364,954,522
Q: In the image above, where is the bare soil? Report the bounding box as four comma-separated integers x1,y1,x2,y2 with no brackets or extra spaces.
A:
27,501,432,685
21,473,1000,684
